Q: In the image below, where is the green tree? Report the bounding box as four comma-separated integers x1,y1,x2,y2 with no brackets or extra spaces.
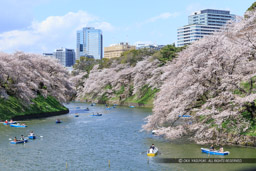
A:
247,2,256,12
73,56,96,74
153,44,185,66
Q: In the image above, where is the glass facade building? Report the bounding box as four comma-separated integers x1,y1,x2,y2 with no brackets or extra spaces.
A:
53,48,75,67
177,9,236,47
76,30,84,59
76,27,103,60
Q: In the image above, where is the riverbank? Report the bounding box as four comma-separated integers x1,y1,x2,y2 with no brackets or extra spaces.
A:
0,95,69,120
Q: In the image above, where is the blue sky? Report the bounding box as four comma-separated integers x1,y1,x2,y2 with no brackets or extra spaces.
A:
0,0,255,53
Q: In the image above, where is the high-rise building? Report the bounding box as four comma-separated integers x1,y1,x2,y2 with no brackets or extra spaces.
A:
53,48,75,67
104,42,136,59
177,9,236,47
76,27,103,60
76,30,84,59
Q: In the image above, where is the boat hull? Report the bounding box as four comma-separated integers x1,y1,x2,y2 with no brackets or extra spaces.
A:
178,115,191,117
3,121,16,125
201,148,229,155
147,148,158,157
10,139,28,144
10,124,27,128
91,114,102,116
28,136,36,139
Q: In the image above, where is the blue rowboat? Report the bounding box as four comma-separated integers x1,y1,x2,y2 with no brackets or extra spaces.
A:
56,120,61,123
28,135,36,139
3,121,17,125
75,114,79,117
106,107,111,110
91,114,102,116
10,124,27,128
10,139,28,144
178,115,191,118
129,106,135,108
201,148,230,155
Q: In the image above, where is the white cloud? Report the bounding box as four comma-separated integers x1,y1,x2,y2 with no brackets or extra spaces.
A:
136,12,180,28
147,12,179,23
0,11,114,53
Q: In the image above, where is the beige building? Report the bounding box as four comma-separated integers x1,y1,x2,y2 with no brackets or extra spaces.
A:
104,42,136,59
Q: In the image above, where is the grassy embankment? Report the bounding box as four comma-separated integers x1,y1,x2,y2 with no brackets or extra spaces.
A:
0,95,68,120
101,84,159,108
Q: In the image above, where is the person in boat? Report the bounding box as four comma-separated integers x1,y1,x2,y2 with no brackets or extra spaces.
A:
150,144,155,150
20,135,24,141
56,119,60,122
10,119,13,123
30,131,34,136
219,147,224,153
14,137,17,142
4,120,8,124
210,144,215,151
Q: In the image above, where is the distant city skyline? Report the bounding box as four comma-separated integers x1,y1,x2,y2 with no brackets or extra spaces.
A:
0,0,254,53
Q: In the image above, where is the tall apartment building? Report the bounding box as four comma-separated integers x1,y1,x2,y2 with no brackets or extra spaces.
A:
53,48,75,67
177,9,236,47
104,42,136,59
76,27,103,60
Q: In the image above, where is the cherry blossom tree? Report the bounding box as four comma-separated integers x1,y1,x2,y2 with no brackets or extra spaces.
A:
143,11,256,145
0,52,75,104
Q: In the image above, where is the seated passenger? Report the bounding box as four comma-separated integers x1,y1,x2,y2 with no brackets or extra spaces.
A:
150,144,155,150
210,144,215,151
219,147,224,153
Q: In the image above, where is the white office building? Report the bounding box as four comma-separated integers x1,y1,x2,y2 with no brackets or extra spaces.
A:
177,9,236,47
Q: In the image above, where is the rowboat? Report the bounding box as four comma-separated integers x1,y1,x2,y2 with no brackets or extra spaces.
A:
178,115,191,117
129,106,135,108
75,114,79,117
201,148,230,155
56,120,61,123
10,124,27,128
10,139,28,144
147,147,158,157
91,114,102,116
28,135,36,139
3,121,17,125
